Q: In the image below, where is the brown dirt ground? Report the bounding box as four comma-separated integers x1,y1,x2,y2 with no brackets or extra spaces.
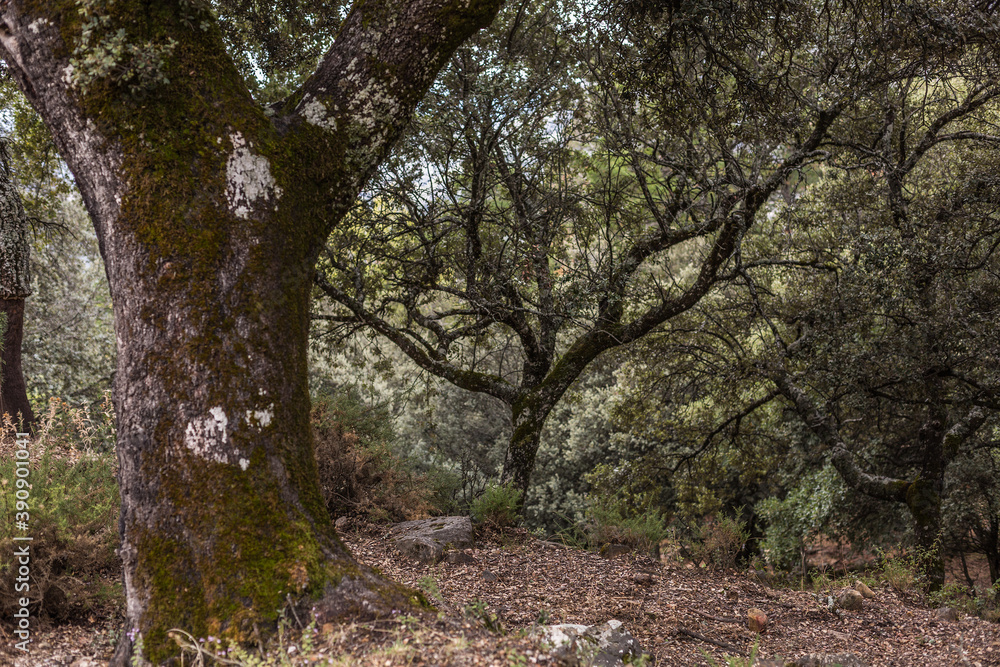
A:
4,524,1000,666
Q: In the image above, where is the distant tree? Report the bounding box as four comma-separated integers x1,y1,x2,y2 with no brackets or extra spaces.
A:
313,0,994,503
618,69,1000,588
0,0,502,662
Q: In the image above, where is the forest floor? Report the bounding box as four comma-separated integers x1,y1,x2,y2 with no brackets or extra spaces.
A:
4,523,1000,666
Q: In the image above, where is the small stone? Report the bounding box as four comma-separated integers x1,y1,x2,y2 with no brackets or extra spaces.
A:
853,580,876,599
935,606,959,622
747,607,768,633
836,589,864,611
334,516,349,531
482,569,499,582
600,543,632,559
632,572,656,585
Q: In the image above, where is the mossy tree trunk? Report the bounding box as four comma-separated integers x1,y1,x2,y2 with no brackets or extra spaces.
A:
0,139,35,428
0,0,500,662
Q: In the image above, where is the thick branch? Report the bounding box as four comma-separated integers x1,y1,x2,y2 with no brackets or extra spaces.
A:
769,368,909,503
286,0,503,197
315,272,518,404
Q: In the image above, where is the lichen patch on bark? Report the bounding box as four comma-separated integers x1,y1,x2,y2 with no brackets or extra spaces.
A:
225,132,282,219
300,95,338,132
246,404,275,428
184,406,230,464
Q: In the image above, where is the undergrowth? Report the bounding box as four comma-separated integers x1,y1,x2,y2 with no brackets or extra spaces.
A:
0,397,121,625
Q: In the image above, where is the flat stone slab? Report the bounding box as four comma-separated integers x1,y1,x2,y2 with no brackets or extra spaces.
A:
387,516,474,563
537,619,648,667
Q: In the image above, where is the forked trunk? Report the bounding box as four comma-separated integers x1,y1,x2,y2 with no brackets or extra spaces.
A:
0,1,501,662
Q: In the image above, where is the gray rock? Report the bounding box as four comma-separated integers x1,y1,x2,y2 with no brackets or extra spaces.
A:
538,619,649,667
836,589,864,611
388,516,474,563
791,653,867,667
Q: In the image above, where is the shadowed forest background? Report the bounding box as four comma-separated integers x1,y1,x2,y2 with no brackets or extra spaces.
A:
2,0,1000,663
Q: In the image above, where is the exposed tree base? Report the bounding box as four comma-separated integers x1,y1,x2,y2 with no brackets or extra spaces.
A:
110,560,428,666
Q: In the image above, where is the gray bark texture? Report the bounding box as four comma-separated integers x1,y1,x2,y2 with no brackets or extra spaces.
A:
0,0,501,662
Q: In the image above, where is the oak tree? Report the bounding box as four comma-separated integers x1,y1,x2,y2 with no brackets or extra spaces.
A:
0,0,500,661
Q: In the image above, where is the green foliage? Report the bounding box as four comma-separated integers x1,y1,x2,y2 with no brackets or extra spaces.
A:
876,549,928,593
470,482,522,530
23,197,116,409
583,462,668,556
0,399,120,624
758,466,847,570
928,580,1000,623
69,0,186,95
463,598,503,634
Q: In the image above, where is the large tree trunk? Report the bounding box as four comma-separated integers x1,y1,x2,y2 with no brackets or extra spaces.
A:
0,1,500,662
108,210,419,663
0,140,34,428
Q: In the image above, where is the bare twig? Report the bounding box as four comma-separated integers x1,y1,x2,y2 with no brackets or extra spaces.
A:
675,626,742,652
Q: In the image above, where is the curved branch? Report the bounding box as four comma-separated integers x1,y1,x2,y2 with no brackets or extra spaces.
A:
314,272,518,404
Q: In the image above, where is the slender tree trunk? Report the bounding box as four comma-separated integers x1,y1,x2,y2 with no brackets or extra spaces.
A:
501,391,558,501
0,298,33,427
903,478,944,591
0,140,34,428
982,517,1000,586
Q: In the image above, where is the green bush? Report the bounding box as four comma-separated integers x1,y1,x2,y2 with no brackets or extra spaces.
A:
583,463,668,556
758,465,846,570
688,509,750,570
470,482,522,530
0,399,121,624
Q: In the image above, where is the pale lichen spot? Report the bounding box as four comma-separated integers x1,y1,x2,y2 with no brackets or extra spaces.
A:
246,404,275,429
184,406,230,464
28,18,51,34
225,132,282,219
239,458,250,471
300,96,337,132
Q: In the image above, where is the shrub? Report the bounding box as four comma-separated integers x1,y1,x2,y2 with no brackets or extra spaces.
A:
583,463,668,556
758,465,846,570
0,400,121,625
470,482,522,530
875,548,926,592
312,389,434,523
688,510,751,570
